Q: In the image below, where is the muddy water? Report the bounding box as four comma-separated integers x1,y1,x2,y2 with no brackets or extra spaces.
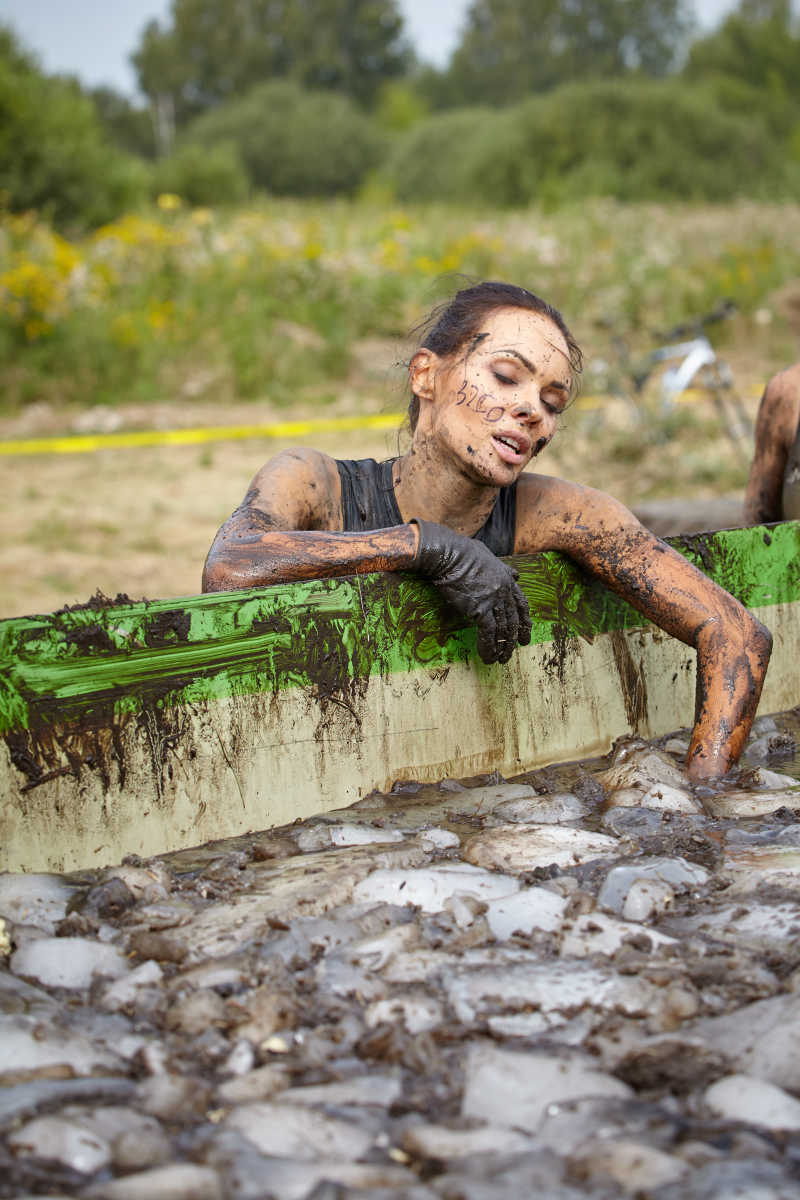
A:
3,715,800,1198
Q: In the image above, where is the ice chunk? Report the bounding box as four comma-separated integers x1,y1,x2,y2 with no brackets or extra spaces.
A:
463,824,619,872
11,937,130,991
364,993,444,1034
560,912,675,957
225,1101,373,1160
484,887,567,939
687,993,800,1092
402,1122,534,1159
666,901,800,952
353,863,518,912
296,822,404,851
621,878,675,921
0,1015,124,1076
8,1115,111,1174
598,857,709,914
281,1074,401,1107
82,1163,222,1199
0,873,75,932
703,787,800,819
570,1137,688,1192
597,747,688,792
723,845,800,895
491,792,588,824
704,1074,800,1131
98,961,164,1012
462,1043,632,1132
441,957,686,1026
418,827,460,850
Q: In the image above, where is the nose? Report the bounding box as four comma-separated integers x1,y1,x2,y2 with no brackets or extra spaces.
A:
510,390,544,422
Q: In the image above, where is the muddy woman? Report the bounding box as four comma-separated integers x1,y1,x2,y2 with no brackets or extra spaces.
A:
204,281,772,781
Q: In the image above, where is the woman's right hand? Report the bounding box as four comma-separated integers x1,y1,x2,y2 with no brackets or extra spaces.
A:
413,519,532,665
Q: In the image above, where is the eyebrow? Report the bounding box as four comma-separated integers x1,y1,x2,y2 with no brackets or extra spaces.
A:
496,348,570,392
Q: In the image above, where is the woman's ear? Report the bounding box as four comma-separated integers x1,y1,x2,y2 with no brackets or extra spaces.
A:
409,349,439,402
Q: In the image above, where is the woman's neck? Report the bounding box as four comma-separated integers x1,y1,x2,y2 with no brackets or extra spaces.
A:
392,437,499,536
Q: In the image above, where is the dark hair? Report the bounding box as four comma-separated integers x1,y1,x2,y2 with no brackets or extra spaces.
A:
407,281,582,433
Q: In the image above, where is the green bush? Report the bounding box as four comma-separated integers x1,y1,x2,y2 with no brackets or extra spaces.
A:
386,77,797,206
0,26,148,227
182,80,386,197
152,141,249,206
383,107,503,203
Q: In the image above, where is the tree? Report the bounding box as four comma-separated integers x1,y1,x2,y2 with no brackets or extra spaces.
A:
181,79,385,196
685,0,800,101
0,26,147,227
132,0,411,142
443,0,692,107
89,86,157,159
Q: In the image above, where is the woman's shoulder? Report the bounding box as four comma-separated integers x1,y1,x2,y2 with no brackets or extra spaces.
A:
252,445,340,489
515,471,640,552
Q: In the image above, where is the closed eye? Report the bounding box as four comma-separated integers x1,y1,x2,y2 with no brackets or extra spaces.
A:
493,370,516,386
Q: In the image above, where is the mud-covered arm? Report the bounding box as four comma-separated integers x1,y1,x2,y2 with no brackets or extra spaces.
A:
521,482,772,780
743,366,800,524
202,448,418,592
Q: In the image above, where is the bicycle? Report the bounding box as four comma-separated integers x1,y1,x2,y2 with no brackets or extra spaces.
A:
611,300,752,452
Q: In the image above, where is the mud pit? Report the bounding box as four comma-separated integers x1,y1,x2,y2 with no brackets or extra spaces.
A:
4,715,800,1198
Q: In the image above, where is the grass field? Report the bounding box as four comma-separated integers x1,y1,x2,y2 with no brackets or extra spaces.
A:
1,197,799,618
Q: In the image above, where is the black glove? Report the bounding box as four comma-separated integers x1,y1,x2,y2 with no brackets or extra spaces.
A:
412,519,532,665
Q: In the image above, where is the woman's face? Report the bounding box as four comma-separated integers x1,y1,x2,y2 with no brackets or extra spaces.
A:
412,306,573,487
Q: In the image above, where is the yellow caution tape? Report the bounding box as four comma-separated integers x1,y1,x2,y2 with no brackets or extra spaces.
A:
0,386,759,457
0,412,405,457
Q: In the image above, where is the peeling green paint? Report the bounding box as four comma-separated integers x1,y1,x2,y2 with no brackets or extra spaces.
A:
1,522,798,739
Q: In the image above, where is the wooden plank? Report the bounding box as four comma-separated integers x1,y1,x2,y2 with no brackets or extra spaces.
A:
2,522,799,873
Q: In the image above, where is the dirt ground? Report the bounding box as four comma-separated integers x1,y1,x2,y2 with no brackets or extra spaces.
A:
0,381,763,621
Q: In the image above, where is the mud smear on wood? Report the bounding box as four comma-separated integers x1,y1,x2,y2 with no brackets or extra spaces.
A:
610,629,649,731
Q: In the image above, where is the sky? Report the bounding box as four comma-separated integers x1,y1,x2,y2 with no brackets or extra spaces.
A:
0,0,744,97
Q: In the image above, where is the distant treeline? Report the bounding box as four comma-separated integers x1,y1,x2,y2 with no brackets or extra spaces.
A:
2,0,800,226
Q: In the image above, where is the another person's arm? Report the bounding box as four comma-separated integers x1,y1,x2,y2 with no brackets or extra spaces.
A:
742,364,800,524
518,480,772,781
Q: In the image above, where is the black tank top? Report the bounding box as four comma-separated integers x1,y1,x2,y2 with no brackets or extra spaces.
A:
335,457,518,557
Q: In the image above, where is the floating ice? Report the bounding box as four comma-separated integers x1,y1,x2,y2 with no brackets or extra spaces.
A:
559,911,676,957
462,1043,632,1132
704,787,800,819
688,993,800,1092
82,1163,222,1199
0,1015,124,1076
402,1121,534,1159
296,822,405,851
491,791,588,824
621,877,675,921
570,1136,688,1192
99,960,164,1012
11,937,130,991
8,1114,111,1174
484,886,567,939
364,992,444,1034
598,857,709,914
225,1100,373,1160
281,1074,401,1107
441,956,693,1026
418,827,460,850
463,824,619,872
704,1073,800,1131
0,872,75,932
353,863,519,912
